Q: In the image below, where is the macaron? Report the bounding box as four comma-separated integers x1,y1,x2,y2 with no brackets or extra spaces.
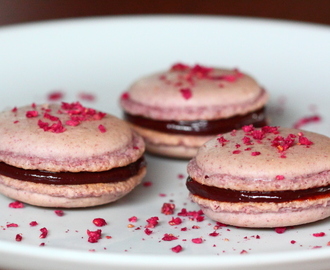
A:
186,125,330,227
0,102,146,208
120,63,269,158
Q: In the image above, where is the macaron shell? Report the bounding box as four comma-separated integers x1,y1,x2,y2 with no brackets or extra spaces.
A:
121,68,268,120
128,69,262,107
191,128,330,188
191,194,330,227
0,104,145,172
130,123,215,158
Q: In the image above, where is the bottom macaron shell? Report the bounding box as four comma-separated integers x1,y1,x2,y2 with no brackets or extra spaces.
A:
190,194,330,228
130,124,214,158
0,167,146,208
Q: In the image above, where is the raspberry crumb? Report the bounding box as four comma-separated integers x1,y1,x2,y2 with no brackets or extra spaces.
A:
98,124,107,133
192,238,203,244
39,227,48,239
209,231,219,237
180,88,192,100
15,234,23,242
93,218,107,227
291,240,296,244
7,223,18,228
312,232,326,237
120,92,130,100
275,227,287,234
161,203,175,215
26,110,39,118
47,90,64,101
240,250,248,254
275,175,285,180
128,216,138,222
169,217,182,226
9,201,24,208
162,234,178,241
87,229,102,243
145,217,159,228
78,92,96,102
54,210,64,216
251,151,261,156
293,115,321,129
144,228,153,235
171,245,183,253
143,181,153,187
217,136,229,146
29,221,38,227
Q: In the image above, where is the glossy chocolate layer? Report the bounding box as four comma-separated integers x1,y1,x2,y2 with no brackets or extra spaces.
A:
186,177,330,203
0,157,146,185
124,107,267,135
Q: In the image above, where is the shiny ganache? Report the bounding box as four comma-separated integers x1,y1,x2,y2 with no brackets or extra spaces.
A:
124,107,267,135
186,177,330,203
0,157,146,185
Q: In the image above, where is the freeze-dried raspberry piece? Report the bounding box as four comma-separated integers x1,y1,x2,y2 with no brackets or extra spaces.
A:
87,229,102,243
171,245,183,253
161,203,175,215
93,218,107,227
9,201,24,208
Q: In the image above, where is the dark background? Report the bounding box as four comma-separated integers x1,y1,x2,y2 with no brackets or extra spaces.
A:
0,0,330,27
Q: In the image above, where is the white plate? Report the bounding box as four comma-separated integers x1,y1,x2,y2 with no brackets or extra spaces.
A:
0,16,330,270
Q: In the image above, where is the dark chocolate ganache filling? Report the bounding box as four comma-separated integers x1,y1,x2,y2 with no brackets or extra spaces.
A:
186,177,330,203
0,157,146,185
124,107,267,135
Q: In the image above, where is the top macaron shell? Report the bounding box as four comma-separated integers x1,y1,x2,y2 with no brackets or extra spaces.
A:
188,127,330,191
0,103,145,172
121,65,268,120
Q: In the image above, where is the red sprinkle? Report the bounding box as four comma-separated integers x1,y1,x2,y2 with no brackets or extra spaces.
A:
128,216,138,222
144,228,153,235
162,234,178,241
293,115,321,129
145,217,159,228
192,238,203,244
47,91,64,101
169,217,182,226
54,210,64,216
275,227,287,234
87,229,102,243
30,221,38,227
9,201,24,208
180,88,192,100
7,223,19,228
217,136,229,146
78,92,96,101
275,175,285,180
313,232,326,237
15,234,23,242
251,151,261,156
209,231,219,237
121,92,130,100
161,203,175,215
39,227,48,239
93,218,107,227
171,245,183,253
98,124,107,133
26,110,38,118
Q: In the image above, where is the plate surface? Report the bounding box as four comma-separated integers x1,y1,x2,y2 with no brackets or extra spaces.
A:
0,16,330,270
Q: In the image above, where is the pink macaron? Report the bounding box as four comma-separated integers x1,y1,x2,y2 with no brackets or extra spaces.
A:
186,125,330,227
120,63,269,158
0,102,146,208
